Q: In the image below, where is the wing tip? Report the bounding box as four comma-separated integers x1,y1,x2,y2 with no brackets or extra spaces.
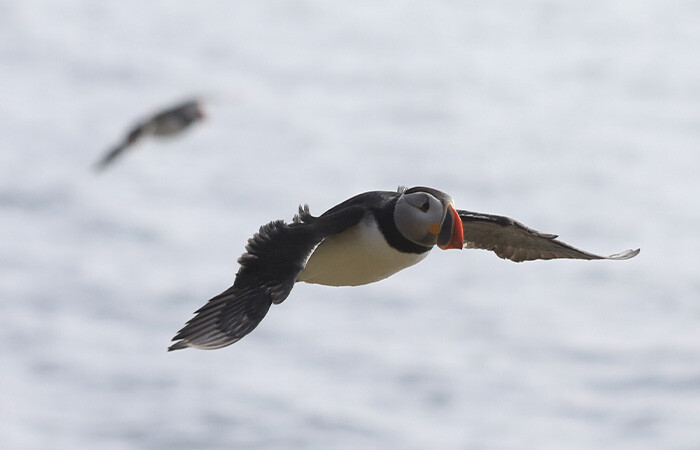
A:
167,340,189,352
606,248,640,260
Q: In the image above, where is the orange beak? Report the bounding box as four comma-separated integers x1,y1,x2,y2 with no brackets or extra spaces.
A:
437,204,464,250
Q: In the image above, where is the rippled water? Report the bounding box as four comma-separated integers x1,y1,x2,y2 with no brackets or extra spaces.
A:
2,1,699,448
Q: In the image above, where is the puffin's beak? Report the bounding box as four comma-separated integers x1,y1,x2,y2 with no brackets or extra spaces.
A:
196,105,207,120
437,204,464,250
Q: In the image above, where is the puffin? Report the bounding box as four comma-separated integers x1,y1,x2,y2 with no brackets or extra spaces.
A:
168,186,639,351
95,98,206,171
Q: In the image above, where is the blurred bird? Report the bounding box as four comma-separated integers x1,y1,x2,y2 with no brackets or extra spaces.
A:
95,98,206,171
169,186,639,351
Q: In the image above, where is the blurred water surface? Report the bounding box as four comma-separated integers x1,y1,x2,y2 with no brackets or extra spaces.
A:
1,1,699,449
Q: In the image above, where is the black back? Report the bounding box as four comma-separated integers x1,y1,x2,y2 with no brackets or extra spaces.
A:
321,190,431,254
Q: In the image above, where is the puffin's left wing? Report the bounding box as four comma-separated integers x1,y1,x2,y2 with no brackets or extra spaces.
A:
94,121,152,171
457,210,640,263
169,205,365,351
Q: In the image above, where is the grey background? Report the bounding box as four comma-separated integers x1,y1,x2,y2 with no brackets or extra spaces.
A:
1,1,698,448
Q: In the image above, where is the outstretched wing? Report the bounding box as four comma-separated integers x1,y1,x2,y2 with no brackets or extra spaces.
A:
169,205,365,351
94,124,148,171
457,210,640,263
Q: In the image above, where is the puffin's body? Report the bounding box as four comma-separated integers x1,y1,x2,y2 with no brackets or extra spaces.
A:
297,216,429,286
169,186,639,351
297,190,434,286
95,98,206,171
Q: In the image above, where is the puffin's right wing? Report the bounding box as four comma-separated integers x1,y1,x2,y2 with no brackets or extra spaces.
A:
168,205,366,351
457,210,640,263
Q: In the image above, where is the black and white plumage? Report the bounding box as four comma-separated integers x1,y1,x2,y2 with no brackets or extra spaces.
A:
168,186,639,351
95,98,206,171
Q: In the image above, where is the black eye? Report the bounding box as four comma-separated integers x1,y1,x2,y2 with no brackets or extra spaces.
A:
418,200,430,212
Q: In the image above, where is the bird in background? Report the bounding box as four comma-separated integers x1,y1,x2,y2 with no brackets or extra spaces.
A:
169,186,639,351
94,98,207,171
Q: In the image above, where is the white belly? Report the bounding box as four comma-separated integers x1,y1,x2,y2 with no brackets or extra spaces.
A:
296,217,430,287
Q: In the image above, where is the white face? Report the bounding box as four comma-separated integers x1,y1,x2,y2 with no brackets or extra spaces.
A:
393,191,448,247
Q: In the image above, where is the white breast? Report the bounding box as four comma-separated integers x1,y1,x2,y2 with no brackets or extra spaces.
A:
296,215,430,287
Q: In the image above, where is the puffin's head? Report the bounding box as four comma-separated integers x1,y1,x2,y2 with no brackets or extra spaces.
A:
183,100,207,121
393,186,464,250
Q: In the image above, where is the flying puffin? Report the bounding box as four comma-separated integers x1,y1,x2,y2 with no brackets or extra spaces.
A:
95,98,206,171
168,186,639,351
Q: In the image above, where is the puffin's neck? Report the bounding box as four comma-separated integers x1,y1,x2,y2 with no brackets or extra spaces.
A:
374,199,432,255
